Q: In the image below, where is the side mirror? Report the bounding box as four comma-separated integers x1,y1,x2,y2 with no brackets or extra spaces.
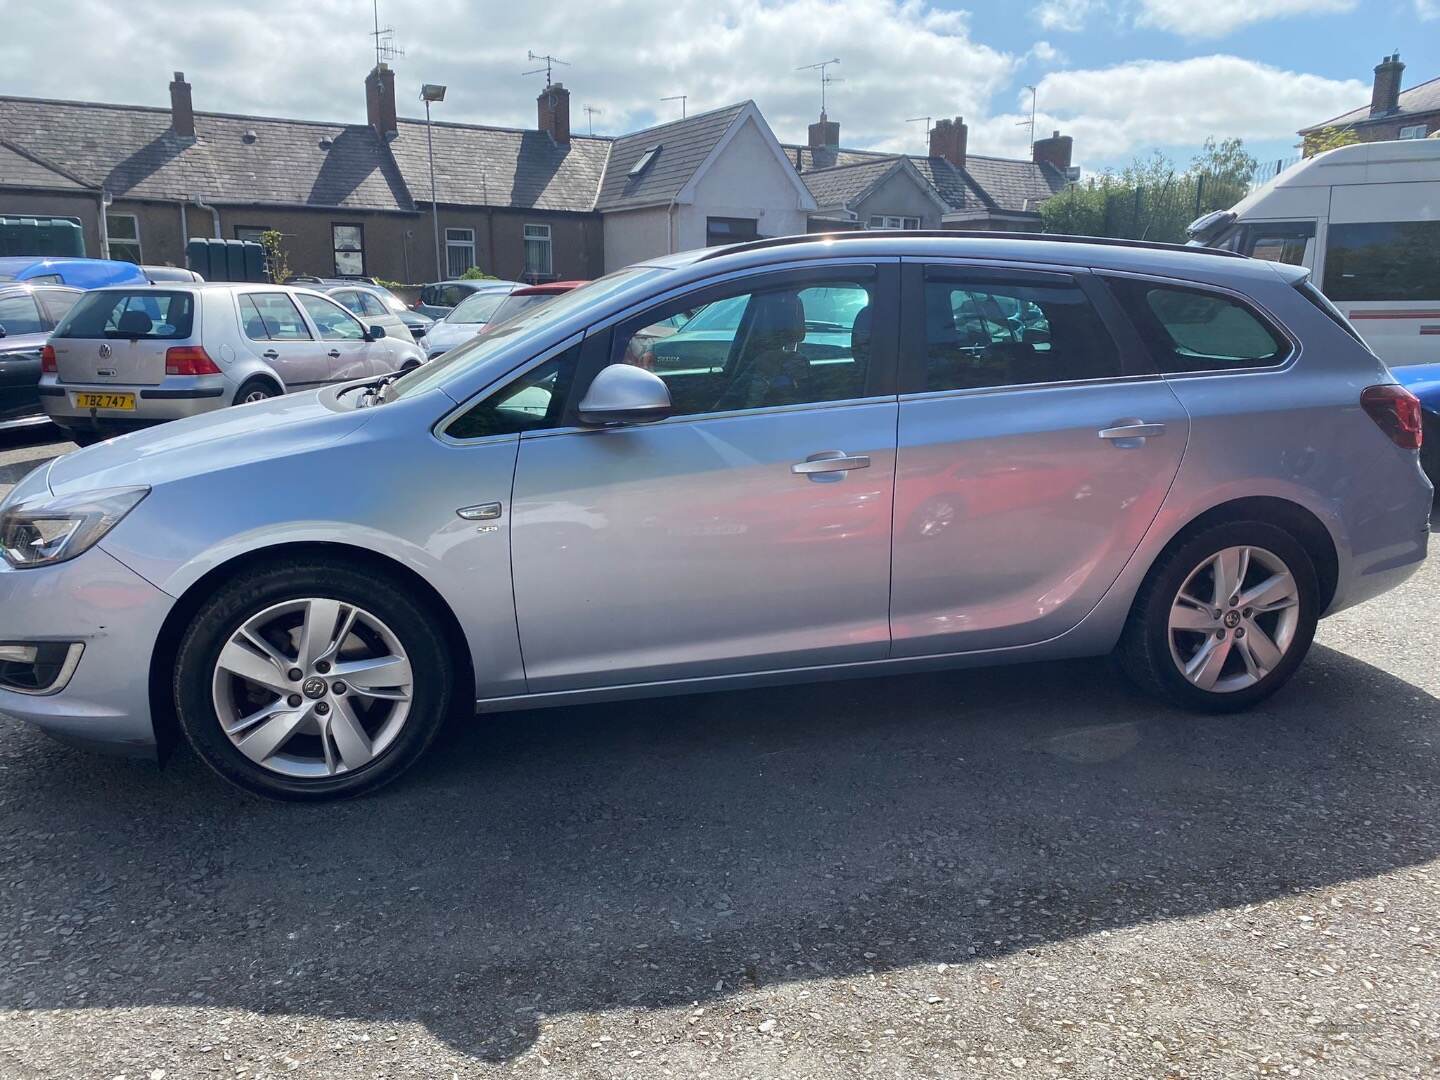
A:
577,363,672,427
364,324,387,342
411,325,427,338
0,324,7,339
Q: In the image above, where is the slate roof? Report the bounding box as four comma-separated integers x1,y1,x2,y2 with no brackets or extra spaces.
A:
1300,74,1440,133
0,138,89,191
801,157,908,209
596,103,748,211
785,141,1065,216
0,97,413,211
389,118,611,211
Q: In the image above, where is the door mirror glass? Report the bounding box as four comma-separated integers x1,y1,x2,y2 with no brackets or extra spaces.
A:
366,324,387,341
577,363,672,426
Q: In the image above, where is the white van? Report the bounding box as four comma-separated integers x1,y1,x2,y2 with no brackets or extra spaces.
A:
1189,139,1440,367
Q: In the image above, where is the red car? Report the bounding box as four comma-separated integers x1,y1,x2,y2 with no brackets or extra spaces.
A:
478,280,588,335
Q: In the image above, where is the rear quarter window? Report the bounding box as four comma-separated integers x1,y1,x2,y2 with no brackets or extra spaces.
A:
53,290,195,340
1106,278,1286,374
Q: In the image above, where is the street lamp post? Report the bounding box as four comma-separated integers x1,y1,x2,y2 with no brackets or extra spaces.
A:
420,83,447,281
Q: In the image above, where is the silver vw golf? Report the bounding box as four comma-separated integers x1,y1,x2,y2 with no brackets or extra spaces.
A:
0,234,1430,800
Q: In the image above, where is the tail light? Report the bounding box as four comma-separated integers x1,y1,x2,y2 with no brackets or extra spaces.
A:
1361,384,1423,450
40,344,56,373
165,346,221,376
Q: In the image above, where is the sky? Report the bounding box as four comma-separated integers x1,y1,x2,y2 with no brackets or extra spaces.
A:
0,0,1435,175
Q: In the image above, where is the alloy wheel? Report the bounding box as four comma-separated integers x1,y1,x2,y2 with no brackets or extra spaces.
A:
1166,545,1300,693
211,598,414,778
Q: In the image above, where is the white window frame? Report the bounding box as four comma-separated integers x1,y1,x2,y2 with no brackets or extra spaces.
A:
108,212,142,263
1398,123,1429,140
523,223,553,279
868,215,921,230
445,227,476,277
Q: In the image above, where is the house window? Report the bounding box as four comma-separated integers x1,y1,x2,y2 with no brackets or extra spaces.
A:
705,217,759,247
868,215,921,230
446,228,476,277
1399,124,1429,140
108,213,142,263
235,225,270,243
332,223,365,277
523,223,553,279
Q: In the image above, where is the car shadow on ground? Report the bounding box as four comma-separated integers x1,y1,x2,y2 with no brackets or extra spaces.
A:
0,643,1436,1062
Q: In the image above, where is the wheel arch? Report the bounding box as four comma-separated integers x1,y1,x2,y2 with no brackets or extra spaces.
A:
147,541,476,759
1145,496,1339,615
233,370,285,404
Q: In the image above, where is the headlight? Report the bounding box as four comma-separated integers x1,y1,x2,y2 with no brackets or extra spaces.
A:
0,486,149,569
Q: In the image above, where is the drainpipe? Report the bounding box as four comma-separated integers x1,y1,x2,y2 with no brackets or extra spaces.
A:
191,195,221,238
98,191,113,260
179,200,189,252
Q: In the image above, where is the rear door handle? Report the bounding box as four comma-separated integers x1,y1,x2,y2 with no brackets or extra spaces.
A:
1098,421,1166,441
262,349,280,360
792,450,871,481
327,349,341,358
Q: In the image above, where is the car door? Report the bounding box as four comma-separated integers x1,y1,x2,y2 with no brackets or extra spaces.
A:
293,291,387,380
237,291,330,390
889,261,1190,656
506,262,901,693
0,291,47,423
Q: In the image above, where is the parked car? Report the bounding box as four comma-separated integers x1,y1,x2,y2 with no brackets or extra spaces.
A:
477,281,588,336
423,285,518,359
0,233,1430,800
413,279,521,320
0,256,147,289
299,280,433,341
37,282,426,445
0,283,82,432
1189,138,1440,480
142,265,204,283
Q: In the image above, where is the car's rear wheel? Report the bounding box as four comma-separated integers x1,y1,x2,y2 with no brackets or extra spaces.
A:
1117,521,1319,712
234,378,278,406
174,560,453,800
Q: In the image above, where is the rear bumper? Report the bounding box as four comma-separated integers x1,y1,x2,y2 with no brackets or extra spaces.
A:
40,377,227,432
0,547,172,757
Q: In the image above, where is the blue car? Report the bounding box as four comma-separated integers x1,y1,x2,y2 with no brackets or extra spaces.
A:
1390,364,1440,483
0,257,148,289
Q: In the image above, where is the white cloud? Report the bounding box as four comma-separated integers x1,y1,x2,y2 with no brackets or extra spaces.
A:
1417,0,1439,19
1135,0,1356,38
1029,40,1063,65
1032,0,1103,32
968,55,1367,165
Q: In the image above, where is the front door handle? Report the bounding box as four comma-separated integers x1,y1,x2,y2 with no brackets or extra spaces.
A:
1098,421,1166,442
327,349,341,359
261,349,280,360
792,450,871,482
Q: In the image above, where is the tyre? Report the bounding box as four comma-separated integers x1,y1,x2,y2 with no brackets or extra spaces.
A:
1116,521,1319,713
174,559,454,800
234,378,278,406
401,360,421,373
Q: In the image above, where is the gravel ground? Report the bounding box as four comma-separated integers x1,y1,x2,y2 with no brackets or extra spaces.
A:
1,428,1437,1079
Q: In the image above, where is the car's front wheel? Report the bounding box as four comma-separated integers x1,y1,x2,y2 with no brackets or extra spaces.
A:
1117,521,1319,712
174,559,454,800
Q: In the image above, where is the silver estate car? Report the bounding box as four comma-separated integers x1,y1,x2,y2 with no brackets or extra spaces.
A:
0,233,1430,800
39,283,426,445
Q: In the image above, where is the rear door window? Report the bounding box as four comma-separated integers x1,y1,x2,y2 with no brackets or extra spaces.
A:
919,271,1121,391
54,290,195,339
240,293,312,340
1107,279,1286,373
0,293,44,335
1322,220,1440,302
35,288,80,325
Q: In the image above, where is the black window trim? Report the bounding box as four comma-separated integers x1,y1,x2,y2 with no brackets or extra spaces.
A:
1097,269,1299,379
433,331,586,446
897,259,1151,398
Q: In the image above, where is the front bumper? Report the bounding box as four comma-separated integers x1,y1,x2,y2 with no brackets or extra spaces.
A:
0,547,174,757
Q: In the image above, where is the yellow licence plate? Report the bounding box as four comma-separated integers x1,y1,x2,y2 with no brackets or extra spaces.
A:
72,392,137,411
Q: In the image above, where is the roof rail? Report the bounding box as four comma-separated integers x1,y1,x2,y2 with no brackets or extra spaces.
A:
700,229,1249,261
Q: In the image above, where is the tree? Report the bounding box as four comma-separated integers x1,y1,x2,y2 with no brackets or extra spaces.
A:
259,229,292,284
1192,137,1257,184
459,266,497,281
1303,126,1359,157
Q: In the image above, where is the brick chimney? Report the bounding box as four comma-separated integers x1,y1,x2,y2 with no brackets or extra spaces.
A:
169,72,194,138
365,63,397,139
808,110,840,167
1371,53,1404,117
538,82,571,144
929,117,967,169
1033,129,1073,172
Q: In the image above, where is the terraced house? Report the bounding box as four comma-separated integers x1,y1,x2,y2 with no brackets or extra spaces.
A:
0,65,1076,282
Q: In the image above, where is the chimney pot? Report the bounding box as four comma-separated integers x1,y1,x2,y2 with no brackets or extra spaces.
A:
365,63,397,139
538,82,571,144
929,116,967,169
1370,52,1404,117
169,71,195,139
